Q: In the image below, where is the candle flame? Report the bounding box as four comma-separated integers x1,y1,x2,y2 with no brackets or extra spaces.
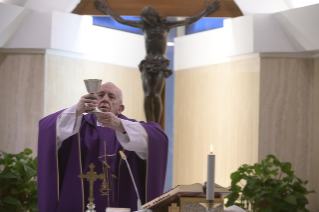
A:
210,144,213,154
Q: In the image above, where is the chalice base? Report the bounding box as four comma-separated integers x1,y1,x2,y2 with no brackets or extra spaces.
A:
86,203,97,212
85,108,102,114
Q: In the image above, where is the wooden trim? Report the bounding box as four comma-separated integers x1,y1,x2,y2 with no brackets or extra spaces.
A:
72,0,242,17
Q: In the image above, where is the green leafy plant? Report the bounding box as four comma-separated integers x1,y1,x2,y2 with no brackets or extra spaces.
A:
225,154,315,212
0,149,38,212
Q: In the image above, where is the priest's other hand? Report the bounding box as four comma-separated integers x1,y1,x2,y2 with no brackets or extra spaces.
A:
96,112,125,133
76,93,98,116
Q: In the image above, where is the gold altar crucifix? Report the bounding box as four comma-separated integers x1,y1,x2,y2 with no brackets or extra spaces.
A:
78,163,104,205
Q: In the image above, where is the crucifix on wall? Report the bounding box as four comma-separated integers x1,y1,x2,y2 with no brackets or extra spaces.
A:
94,0,220,124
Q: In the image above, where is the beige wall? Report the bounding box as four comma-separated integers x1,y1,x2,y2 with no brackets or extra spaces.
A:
1,53,318,209
259,58,314,164
174,57,260,187
258,58,314,191
0,53,145,156
0,53,45,156
174,57,318,210
310,57,319,210
44,55,145,121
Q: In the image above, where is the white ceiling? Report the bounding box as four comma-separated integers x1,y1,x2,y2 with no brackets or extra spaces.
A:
234,0,319,15
0,0,79,12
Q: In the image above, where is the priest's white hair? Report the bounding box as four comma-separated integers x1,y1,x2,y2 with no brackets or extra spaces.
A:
105,82,123,104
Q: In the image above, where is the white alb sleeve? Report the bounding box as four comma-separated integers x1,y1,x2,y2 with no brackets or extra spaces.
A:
115,119,147,160
56,104,83,149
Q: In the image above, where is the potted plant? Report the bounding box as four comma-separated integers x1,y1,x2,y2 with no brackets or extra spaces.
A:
225,154,315,212
0,148,38,212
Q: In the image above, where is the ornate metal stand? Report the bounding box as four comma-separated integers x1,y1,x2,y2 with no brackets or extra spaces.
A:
78,163,104,212
86,203,97,212
180,197,224,212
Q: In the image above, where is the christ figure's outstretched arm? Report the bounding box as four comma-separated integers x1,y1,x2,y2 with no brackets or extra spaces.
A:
94,0,143,28
166,1,220,29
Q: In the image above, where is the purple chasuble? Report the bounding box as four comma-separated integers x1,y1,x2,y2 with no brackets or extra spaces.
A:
38,110,168,212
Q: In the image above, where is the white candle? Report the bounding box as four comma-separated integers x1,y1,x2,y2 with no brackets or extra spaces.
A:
206,144,215,201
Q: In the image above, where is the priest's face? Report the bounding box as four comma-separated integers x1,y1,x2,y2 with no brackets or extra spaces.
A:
97,83,125,115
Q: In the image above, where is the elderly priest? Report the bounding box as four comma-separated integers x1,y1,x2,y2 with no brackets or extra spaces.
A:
37,82,168,212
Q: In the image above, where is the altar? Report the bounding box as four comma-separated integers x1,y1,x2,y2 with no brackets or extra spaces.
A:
152,197,224,212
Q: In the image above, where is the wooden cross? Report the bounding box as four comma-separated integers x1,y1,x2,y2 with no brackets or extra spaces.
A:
78,163,104,205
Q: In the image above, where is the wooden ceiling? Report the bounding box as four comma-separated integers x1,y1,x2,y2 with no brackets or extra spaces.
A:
72,0,243,17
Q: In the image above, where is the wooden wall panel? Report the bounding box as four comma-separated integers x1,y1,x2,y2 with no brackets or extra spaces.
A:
0,53,45,156
259,58,315,210
73,0,242,17
44,55,145,122
173,58,260,187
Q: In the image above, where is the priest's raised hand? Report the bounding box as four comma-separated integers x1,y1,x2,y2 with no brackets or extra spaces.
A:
37,82,168,212
76,93,98,116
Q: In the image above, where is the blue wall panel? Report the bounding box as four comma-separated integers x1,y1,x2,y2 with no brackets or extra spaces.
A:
186,17,227,35
93,16,143,34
